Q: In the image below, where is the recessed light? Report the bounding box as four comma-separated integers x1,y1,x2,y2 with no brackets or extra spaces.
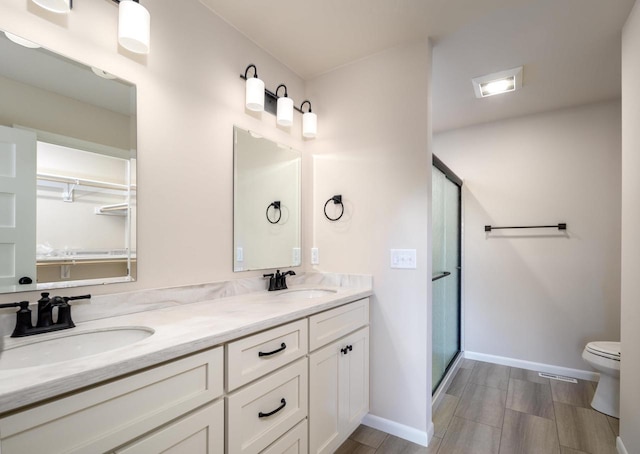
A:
472,66,523,98
91,67,117,80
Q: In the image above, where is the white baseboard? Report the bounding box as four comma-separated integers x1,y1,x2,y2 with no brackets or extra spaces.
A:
617,436,628,454
464,351,599,382
361,414,432,447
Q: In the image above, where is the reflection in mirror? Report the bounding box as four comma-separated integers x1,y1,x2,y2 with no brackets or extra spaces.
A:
233,127,301,272
0,30,136,294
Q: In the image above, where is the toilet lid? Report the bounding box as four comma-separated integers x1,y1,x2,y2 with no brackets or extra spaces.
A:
586,341,620,360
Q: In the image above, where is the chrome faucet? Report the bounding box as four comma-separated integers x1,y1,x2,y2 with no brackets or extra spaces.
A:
0,293,91,337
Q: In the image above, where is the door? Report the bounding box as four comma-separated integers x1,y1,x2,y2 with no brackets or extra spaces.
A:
432,156,462,392
0,126,36,290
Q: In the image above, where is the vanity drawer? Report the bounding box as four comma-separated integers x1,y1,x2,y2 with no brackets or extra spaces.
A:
309,298,369,351
227,357,308,454
227,319,308,391
114,399,224,454
261,419,308,454
0,347,223,454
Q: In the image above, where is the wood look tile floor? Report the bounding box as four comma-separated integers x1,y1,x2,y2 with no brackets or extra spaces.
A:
337,360,618,454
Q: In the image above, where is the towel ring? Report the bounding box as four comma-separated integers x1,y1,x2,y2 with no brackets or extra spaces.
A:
266,201,282,224
324,195,344,221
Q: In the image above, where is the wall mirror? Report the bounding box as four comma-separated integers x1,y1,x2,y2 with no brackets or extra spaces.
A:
233,126,301,272
0,30,137,294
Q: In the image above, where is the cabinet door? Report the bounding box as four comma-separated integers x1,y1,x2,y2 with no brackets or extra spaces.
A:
114,400,224,454
309,327,370,454
341,327,369,432
309,343,341,454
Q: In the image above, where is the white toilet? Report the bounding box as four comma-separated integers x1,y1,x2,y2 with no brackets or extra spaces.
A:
582,341,620,418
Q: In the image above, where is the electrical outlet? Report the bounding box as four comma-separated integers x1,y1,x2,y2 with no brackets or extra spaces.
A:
390,249,417,269
311,247,319,265
292,248,301,265
236,247,243,262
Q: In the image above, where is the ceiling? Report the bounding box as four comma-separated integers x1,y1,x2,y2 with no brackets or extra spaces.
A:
202,0,634,132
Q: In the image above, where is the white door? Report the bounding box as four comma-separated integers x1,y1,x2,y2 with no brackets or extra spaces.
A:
0,126,36,291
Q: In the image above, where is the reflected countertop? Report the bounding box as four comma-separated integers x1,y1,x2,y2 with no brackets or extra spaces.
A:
0,284,372,414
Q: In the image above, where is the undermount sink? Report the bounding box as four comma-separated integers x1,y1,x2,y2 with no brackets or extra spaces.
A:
0,326,154,370
277,289,337,299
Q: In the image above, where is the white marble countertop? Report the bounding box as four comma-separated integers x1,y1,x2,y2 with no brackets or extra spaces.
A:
0,284,372,414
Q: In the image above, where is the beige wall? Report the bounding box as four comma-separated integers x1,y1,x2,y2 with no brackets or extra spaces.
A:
305,40,433,439
435,101,621,371
620,2,640,451
0,0,306,305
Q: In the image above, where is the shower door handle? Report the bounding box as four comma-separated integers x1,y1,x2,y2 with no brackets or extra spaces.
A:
432,271,451,282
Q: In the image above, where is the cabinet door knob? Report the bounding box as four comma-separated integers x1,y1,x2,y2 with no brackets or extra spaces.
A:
258,342,287,357
258,398,287,418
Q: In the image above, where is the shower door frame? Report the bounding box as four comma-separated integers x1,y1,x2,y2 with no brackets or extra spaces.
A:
432,154,463,395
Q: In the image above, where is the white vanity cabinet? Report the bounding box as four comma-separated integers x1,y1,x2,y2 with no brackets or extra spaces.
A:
226,319,309,454
0,347,224,454
308,299,370,454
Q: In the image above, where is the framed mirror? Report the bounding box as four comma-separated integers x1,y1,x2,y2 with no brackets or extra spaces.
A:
233,127,301,272
0,30,137,294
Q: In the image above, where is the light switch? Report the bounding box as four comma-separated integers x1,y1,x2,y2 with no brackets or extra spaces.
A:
236,247,243,262
390,249,417,269
292,247,301,265
311,247,319,265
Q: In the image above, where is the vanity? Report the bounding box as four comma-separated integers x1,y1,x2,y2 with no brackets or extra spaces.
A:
0,284,372,454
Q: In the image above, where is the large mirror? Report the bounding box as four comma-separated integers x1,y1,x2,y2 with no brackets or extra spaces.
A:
0,30,137,294
233,127,301,272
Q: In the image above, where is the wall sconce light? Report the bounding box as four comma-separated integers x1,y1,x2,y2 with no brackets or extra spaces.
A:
300,101,317,138
276,84,294,127
29,0,150,54
116,0,150,54
244,64,265,112
240,64,318,138
31,0,71,14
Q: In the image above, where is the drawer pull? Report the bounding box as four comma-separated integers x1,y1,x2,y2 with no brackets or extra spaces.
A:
258,342,287,357
258,398,287,418
341,345,353,355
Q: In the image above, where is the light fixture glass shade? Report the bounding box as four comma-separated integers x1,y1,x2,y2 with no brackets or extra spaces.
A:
302,112,317,138
32,0,71,14
4,32,41,49
118,0,151,55
277,96,294,126
245,77,265,111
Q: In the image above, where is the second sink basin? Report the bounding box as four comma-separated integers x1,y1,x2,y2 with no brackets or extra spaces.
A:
277,289,337,299
0,326,154,370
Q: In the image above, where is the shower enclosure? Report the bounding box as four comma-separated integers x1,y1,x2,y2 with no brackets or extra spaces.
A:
432,156,462,393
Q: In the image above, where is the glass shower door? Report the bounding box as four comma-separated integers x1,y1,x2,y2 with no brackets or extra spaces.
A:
432,158,461,393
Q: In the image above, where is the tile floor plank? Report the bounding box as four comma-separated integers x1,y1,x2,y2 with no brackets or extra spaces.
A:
554,402,618,454
454,383,507,428
499,409,560,454
377,434,439,454
559,448,590,454
607,415,620,436
460,359,478,370
349,425,389,449
506,378,555,420
509,367,551,385
550,379,595,409
469,362,510,391
446,368,473,397
438,416,501,454
433,393,459,438
336,439,377,454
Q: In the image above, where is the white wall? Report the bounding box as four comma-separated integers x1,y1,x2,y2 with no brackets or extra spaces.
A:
0,0,307,306
435,101,621,371
305,40,433,442
620,2,640,451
